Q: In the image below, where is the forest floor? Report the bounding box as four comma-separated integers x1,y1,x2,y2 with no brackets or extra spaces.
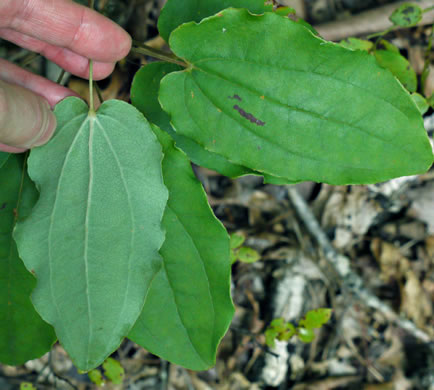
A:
1,0,433,389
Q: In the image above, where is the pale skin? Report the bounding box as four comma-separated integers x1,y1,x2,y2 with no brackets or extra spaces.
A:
0,0,131,153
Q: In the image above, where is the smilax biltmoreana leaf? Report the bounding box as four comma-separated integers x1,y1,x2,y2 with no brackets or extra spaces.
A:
14,97,168,371
159,8,433,185
0,155,55,365
129,126,234,370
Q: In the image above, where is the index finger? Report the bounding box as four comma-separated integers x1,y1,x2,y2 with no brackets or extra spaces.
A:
2,0,131,63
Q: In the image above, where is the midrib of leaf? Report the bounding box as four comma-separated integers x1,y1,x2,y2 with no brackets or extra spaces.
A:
182,75,326,168
47,115,90,353
191,55,410,123
179,75,410,182
190,64,413,156
95,117,136,337
165,203,216,358
84,116,95,367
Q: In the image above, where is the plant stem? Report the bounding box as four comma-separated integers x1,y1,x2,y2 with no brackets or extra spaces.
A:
20,52,40,67
56,69,66,85
88,0,96,113
89,60,95,114
423,5,434,13
131,42,187,67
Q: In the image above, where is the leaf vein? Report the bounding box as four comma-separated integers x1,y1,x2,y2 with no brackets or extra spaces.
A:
192,57,410,122
95,117,136,337
192,66,402,148
47,114,89,353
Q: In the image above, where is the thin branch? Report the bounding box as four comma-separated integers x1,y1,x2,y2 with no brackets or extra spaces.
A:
287,186,431,343
315,1,434,41
131,42,187,67
56,69,66,85
88,60,95,113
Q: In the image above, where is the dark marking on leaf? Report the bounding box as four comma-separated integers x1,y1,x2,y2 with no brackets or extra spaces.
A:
402,6,415,15
228,94,242,101
233,105,265,126
0,202,6,210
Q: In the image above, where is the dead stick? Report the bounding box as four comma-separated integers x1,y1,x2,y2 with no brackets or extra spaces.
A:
287,186,431,343
315,1,434,41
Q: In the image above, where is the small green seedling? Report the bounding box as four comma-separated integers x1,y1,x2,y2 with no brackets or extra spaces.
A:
20,383,37,390
88,357,125,386
265,308,332,347
230,233,261,264
103,358,125,385
88,369,105,386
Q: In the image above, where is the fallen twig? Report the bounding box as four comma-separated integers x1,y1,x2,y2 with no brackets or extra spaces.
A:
315,1,434,41
287,186,431,344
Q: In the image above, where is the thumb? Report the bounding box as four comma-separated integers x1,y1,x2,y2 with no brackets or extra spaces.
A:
0,80,56,153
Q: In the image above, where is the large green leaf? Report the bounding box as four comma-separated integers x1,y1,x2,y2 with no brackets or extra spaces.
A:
14,97,168,371
158,0,272,42
0,155,56,365
129,126,234,370
159,8,433,185
0,152,10,169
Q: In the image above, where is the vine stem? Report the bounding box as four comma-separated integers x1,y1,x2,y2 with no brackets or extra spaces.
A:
88,60,95,114
131,41,187,67
88,0,96,113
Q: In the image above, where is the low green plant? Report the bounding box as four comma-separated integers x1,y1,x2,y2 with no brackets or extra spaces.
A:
88,357,125,386
265,308,332,347
19,383,37,390
230,233,261,264
0,0,433,374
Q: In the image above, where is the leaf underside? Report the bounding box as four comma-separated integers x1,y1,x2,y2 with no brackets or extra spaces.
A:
14,98,168,371
159,8,433,185
0,155,55,365
129,126,234,370
158,0,272,42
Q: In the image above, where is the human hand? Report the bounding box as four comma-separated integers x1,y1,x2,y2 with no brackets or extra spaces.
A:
0,0,131,153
